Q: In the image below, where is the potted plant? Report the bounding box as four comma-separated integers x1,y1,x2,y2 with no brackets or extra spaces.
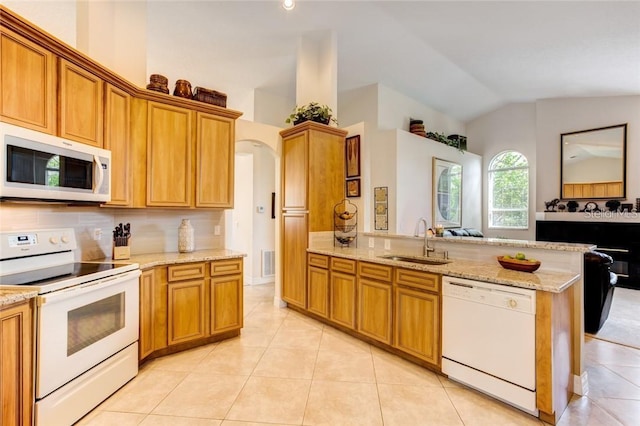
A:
426,131,465,153
285,102,338,126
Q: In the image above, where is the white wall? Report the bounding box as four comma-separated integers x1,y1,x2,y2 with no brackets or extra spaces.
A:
251,146,276,285
4,1,77,47
368,129,482,236
466,103,537,240
536,96,640,210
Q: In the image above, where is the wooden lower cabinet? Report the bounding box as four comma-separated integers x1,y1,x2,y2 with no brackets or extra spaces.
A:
330,271,357,329
139,269,155,360
308,265,330,318
358,278,392,344
394,286,440,366
210,274,243,333
0,300,32,426
139,258,243,362
168,279,207,345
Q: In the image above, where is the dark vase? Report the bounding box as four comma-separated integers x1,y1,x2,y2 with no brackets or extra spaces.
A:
173,79,192,98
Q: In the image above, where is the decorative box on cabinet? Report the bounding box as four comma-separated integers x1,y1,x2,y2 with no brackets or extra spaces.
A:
0,26,56,134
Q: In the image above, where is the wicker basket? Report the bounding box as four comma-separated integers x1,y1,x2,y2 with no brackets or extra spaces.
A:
192,87,227,107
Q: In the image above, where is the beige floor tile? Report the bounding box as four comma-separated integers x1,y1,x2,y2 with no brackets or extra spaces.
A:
282,312,325,330
593,397,640,426
313,349,375,383
140,415,222,425
100,369,187,413
225,376,310,424
242,313,286,332
252,347,318,379
221,421,294,426
586,364,640,399
378,383,463,425
152,373,248,419
371,347,442,387
270,327,323,350
215,327,278,349
584,337,640,367
445,387,543,425
319,326,372,354
556,395,623,426
76,411,147,425
150,343,217,372
438,374,464,388
603,364,640,387
303,380,382,425
195,345,265,375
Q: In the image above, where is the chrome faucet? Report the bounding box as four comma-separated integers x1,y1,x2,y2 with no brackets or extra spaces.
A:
414,217,435,256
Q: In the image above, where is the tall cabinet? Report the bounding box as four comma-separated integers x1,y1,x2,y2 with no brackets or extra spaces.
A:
280,122,347,308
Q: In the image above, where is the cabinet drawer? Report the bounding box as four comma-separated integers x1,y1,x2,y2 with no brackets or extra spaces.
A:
168,263,206,282
211,258,243,276
331,257,357,274
358,262,393,282
395,268,440,292
308,253,329,269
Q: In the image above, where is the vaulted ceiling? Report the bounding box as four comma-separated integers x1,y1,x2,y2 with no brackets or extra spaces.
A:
147,1,640,122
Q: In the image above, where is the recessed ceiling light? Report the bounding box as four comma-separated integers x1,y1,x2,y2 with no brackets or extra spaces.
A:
283,0,295,11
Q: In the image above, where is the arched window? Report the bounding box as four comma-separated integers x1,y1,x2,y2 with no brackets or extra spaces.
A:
488,151,529,229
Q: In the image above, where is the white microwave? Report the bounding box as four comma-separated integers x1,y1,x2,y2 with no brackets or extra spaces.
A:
1,122,111,203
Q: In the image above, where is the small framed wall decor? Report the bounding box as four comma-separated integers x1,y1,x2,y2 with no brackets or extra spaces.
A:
374,186,388,230
346,135,361,178
346,178,361,198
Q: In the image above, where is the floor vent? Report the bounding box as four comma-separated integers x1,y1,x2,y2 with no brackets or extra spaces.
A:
262,250,275,277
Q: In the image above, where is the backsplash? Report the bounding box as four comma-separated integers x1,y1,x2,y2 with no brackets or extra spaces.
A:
0,204,224,261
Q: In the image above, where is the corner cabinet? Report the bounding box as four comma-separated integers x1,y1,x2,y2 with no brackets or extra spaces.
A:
139,258,244,363
280,122,348,308
0,300,33,426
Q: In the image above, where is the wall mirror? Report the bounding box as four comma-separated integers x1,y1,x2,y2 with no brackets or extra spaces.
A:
561,123,627,200
433,158,462,228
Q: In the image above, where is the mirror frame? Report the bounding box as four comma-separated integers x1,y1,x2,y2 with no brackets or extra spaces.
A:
432,157,462,229
560,123,627,200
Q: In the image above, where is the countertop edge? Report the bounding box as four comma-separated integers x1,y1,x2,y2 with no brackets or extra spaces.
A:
0,289,38,307
125,249,247,270
308,248,579,293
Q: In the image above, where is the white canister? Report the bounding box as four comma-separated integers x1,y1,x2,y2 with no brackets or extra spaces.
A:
178,219,194,253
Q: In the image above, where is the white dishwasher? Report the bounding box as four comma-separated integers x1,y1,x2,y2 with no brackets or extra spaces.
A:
442,276,537,415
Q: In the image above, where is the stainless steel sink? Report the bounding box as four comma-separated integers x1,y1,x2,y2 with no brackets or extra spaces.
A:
378,254,451,265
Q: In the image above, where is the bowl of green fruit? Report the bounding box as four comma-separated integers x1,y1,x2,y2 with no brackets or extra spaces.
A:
497,253,541,273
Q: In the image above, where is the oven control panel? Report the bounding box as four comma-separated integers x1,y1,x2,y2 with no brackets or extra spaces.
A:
1,228,77,259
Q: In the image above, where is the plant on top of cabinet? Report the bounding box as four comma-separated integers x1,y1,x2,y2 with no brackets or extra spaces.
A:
286,102,337,126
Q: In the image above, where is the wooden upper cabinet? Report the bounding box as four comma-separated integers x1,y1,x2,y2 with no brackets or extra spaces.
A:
196,112,234,208
0,27,55,133
104,84,132,206
281,131,309,210
146,101,193,207
58,59,104,147
280,122,347,231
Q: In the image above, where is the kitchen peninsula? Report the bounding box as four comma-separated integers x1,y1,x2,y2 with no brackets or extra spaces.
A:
302,233,591,424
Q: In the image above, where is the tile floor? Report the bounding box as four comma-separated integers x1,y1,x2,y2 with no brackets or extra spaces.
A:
79,283,640,425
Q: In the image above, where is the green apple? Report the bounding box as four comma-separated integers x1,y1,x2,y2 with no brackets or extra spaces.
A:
503,254,512,259
515,252,526,260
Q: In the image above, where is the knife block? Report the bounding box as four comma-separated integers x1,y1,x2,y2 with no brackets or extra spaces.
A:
113,245,130,260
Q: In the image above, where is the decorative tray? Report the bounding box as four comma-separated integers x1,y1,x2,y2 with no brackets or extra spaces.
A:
497,256,541,273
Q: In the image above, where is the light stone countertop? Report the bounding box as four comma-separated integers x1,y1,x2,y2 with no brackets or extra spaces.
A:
0,289,38,308
308,247,580,293
364,232,595,252
126,249,246,270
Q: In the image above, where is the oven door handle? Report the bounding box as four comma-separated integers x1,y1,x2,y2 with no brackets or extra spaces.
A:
38,269,141,306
